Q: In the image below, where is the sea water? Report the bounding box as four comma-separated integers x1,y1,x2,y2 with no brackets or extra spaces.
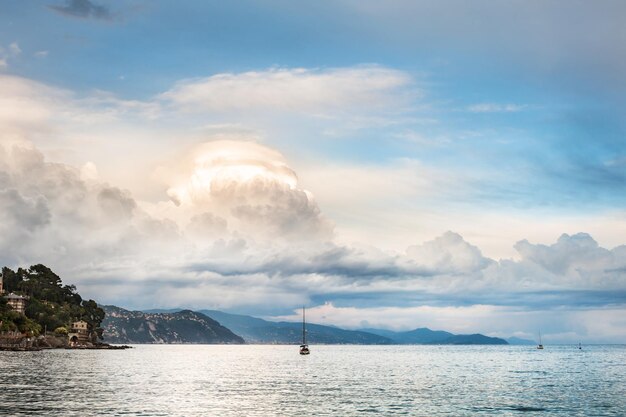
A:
1,345,624,416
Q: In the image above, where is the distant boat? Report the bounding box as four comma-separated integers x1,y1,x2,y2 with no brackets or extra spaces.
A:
537,331,544,350
299,306,310,355
578,342,582,350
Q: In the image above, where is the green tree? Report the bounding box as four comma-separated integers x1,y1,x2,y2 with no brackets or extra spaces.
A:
81,299,105,340
1,267,22,293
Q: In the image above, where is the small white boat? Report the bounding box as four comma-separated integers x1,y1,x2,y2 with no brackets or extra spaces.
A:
299,306,310,355
537,331,544,350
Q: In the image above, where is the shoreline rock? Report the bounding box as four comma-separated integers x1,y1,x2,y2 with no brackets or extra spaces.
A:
0,334,132,351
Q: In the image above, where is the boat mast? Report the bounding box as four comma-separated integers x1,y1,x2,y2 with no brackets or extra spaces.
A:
302,306,306,345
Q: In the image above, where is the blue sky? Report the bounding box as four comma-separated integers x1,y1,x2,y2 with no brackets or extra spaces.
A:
1,0,625,342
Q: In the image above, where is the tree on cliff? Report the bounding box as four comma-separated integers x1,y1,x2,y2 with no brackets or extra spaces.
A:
1,264,104,339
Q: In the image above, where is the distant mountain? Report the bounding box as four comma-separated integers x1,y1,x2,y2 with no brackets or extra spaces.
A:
363,327,454,344
122,306,509,345
440,334,508,345
506,337,536,345
198,310,393,344
362,327,508,345
101,305,244,344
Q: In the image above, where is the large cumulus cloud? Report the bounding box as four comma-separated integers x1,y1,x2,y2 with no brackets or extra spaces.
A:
0,141,180,268
163,140,333,242
514,232,626,280
406,231,493,274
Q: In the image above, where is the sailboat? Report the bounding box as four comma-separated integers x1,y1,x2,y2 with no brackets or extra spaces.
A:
537,331,544,350
299,306,310,355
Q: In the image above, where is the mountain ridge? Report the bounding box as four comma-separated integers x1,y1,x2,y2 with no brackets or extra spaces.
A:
104,306,509,345
199,309,393,345
101,305,245,344
362,327,508,345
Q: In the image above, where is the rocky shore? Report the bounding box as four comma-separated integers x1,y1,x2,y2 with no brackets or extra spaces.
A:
0,334,131,351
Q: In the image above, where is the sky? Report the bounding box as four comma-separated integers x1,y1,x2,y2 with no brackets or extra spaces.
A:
1,0,625,343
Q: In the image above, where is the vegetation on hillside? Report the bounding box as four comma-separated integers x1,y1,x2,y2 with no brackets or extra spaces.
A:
101,305,245,344
1,264,104,339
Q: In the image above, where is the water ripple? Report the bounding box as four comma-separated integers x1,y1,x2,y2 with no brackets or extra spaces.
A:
1,345,625,416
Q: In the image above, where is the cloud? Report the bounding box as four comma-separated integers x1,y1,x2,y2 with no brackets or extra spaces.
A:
0,74,120,129
187,212,228,238
0,188,50,233
0,141,180,268
513,233,626,285
467,103,525,113
185,242,418,280
160,66,413,115
49,0,113,20
97,186,137,219
407,231,493,274
163,140,333,242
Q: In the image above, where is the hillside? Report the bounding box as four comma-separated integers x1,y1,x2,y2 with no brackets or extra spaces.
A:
102,306,245,344
363,327,455,344
506,336,536,345
129,308,510,345
1,265,104,340
199,310,393,344
362,327,508,345
439,334,508,345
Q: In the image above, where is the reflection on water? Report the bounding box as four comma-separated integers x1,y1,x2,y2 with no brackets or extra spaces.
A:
1,345,625,416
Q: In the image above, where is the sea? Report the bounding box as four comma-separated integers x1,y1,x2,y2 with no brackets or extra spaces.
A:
1,345,624,416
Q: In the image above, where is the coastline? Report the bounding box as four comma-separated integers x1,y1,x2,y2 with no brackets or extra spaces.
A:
0,334,131,351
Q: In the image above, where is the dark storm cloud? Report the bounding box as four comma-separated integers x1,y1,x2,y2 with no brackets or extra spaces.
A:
185,243,428,279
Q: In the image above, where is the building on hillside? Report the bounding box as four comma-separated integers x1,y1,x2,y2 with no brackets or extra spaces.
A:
68,320,90,346
6,293,28,314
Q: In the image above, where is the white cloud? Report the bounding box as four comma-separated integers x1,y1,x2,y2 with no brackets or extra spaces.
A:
0,75,66,127
0,140,181,270
511,233,626,288
160,66,413,115
407,231,493,274
467,103,525,113
158,140,334,242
